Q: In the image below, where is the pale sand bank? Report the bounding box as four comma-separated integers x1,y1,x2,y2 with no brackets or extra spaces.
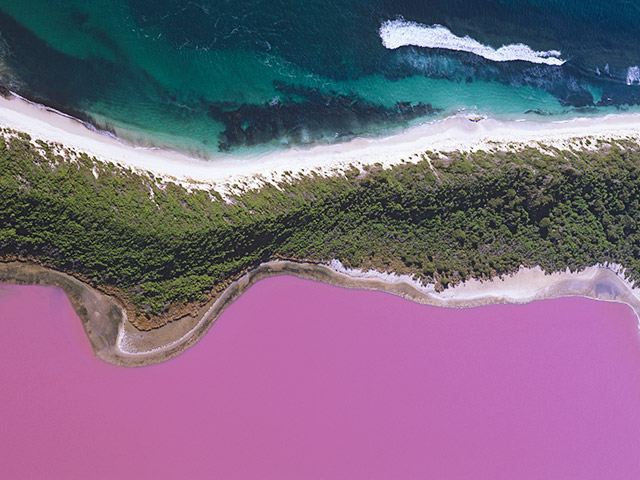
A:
2,93,640,196
1,260,639,367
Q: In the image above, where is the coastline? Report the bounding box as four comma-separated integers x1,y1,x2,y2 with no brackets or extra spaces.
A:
2,92,640,197
3,89,640,366
2,260,639,367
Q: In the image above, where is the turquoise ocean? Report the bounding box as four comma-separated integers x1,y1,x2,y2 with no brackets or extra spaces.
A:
1,0,640,157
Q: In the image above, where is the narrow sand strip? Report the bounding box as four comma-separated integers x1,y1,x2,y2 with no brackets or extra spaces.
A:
2,93,640,196
2,260,639,367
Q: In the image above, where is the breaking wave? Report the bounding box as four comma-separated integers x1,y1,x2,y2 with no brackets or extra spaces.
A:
379,19,565,66
627,66,640,86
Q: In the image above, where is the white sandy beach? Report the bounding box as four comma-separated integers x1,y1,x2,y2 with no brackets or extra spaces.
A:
2,92,640,196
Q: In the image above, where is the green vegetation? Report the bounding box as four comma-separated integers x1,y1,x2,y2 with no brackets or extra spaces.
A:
2,129,640,328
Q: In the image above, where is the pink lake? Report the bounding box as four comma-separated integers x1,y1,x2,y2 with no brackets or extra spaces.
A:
1,276,640,479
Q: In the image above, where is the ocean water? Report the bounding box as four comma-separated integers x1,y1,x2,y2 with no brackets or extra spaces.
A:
2,278,640,479
0,0,640,156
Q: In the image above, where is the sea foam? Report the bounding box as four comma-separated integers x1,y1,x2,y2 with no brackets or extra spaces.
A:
379,19,565,66
627,66,640,85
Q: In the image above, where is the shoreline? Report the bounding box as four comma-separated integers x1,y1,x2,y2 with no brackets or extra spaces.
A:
1,260,639,367
2,92,640,196
4,90,640,366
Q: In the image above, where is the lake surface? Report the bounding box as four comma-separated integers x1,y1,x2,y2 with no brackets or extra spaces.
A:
1,276,640,479
1,1,640,154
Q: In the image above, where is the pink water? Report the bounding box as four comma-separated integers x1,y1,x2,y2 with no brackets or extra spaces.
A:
1,277,640,480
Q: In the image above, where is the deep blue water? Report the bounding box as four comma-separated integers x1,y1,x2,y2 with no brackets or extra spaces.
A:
0,0,639,156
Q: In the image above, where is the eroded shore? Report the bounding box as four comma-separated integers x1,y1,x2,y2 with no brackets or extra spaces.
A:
2,260,639,367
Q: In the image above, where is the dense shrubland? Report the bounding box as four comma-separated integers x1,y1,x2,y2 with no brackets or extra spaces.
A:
2,128,640,328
